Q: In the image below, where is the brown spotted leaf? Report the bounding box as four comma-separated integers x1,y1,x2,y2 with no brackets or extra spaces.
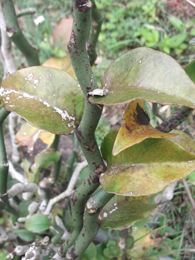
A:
100,131,195,196
90,47,195,108
16,123,55,152
113,99,175,155
0,66,84,134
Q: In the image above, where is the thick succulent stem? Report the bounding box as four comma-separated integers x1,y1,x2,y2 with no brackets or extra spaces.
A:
88,0,103,65
64,0,107,257
66,188,113,259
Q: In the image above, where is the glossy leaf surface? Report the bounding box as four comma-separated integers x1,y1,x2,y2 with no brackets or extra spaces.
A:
101,131,195,196
91,47,195,107
99,195,155,229
0,66,84,134
113,99,175,155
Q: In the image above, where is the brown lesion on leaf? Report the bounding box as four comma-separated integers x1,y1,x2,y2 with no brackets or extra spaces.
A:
135,103,150,125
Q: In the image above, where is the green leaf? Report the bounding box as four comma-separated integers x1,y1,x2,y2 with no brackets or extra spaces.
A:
0,66,84,134
101,131,195,167
25,213,50,234
30,150,61,183
185,60,195,83
99,195,155,229
14,229,35,242
90,47,195,108
162,33,187,49
100,131,195,196
169,16,184,31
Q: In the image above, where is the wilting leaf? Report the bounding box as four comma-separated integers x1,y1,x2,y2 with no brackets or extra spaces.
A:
0,66,83,134
25,213,50,234
42,56,75,78
100,131,195,196
99,195,155,229
129,222,156,259
91,47,195,108
16,122,55,152
113,99,175,155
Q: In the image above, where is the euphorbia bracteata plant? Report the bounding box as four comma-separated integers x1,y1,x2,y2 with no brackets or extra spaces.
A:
0,2,195,257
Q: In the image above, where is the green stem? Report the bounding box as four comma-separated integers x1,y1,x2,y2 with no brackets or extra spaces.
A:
0,108,9,196
66,189,113,259
2,0,40,66
88,0,103,65
64,0,106,255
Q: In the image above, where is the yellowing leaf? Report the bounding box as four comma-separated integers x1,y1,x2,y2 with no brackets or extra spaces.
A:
42,56,75,78
91,47,195,108
129,223,156,259
99,195,155,230
0,66,84,134
101,131,195,196
113,99,175,155
100,161,195,196
16,123,55,152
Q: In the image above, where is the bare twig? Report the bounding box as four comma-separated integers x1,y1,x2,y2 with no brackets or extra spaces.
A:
0,2,16,75
44,161,87,215
17,8,36,18
7,183,37,198
9,161,27,183
8,114,20,162
184,0,195,8
157,107,192,132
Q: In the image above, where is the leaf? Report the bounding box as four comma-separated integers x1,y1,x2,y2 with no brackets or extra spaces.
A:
14,229,35,242
0,66,84,134
99,195,155,229
42,56,75,78
102,131,195,167
129,222,156,259
169,16,184,31
185,60,195,83
112,99,175,155
30,149,61,183
90,47,195,108
100,131,195,196
25,213,50,234
100,161,195,196
16,122,55,152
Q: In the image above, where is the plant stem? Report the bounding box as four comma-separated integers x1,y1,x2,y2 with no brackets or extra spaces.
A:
66,189,113,259
157,107,192,132
64,0,106,256
2,0,40,66
0,108,9,196
88,0,103,65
